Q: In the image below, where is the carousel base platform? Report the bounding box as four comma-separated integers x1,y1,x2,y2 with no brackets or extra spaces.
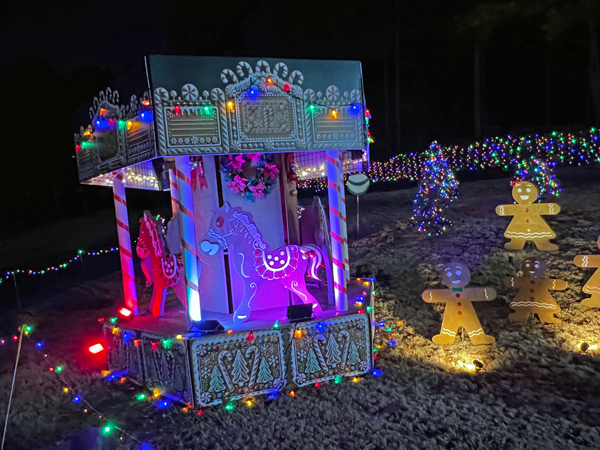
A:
104,279,375,407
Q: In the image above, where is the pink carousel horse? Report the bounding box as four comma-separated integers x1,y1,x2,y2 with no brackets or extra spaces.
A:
199,202,323,323
136,211,186,318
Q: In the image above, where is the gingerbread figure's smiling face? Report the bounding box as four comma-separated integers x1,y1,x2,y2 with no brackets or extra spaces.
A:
521,257,546,278
441,262,471,289
512,181,538,206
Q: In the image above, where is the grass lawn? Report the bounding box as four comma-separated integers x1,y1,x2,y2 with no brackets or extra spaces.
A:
1,166,600,449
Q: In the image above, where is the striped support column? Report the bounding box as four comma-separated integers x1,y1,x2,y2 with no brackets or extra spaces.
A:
338,154,350,285
175,156,202,323
169,169,179,217
113,174,138,314
326,150,348,311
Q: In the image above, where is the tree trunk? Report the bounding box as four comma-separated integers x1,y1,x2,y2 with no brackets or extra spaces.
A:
394,1,401,151
589,23,600,124
474,39,482,138
545,44,553,128
384,44,391,150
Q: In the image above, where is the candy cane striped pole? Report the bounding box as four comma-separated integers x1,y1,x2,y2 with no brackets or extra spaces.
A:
113,174,138,314
168,169,179,217
338,154,350,285
326,150,348,311
175,156,202,323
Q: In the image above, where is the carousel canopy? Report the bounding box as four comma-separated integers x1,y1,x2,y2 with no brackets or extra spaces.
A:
74,55,369,191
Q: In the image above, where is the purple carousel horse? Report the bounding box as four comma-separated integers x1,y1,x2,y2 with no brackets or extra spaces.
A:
199,202,323,323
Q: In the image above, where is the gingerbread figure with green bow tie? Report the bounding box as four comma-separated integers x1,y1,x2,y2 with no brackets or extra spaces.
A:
422,262,496,345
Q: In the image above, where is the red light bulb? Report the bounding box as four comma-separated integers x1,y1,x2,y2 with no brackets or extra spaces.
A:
284,84,290,92
152,342,159,351
248,333,254,342
174,105,181,115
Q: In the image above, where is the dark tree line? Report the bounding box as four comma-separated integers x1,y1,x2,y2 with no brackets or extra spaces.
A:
0,0,597,231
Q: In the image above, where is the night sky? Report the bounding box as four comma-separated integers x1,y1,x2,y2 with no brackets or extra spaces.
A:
0,0,593,228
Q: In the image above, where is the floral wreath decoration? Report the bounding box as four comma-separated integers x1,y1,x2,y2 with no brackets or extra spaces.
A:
220,153,279,201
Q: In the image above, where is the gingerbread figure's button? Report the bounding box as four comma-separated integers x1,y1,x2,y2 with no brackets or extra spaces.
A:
457,302,462,306
530,296,535,301
525,208,529,213
456,293,460,298
457,311,462,315
526,219,530,223
530,289,535,293
531,280,535,284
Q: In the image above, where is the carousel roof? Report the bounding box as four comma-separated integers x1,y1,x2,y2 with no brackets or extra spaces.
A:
74,55,369,190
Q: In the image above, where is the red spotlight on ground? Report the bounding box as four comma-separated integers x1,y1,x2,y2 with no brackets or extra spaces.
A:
118,307,133,320
88,343,105,355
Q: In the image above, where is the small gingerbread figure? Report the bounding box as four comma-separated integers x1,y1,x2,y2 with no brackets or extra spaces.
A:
574,235,600,308
495,181,560,251
422,262,496,345
505,257,567,324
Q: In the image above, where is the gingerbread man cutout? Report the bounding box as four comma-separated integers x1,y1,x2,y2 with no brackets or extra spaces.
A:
495,181,560,251
422,262,496,345
505,257,567,323
574,235,600,308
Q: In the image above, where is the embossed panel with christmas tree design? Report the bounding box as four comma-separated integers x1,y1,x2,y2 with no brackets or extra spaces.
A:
140,332,193,405
190,330,285,407
103,325,143,385
290,314,371,387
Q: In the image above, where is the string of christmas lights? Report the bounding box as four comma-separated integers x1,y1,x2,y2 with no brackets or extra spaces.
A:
514,157,560,197
0,247,119,286
0,325,148,449
297,127,600,192
1,279,383,447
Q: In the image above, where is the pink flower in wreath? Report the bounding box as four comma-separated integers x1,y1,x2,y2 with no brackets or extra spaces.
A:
249,181,265,198
247,153,261,163
229,154,245,170
263,163,279,179
227,175,247,194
